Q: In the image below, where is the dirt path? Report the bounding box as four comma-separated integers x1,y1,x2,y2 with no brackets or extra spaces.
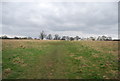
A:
43,44,68,79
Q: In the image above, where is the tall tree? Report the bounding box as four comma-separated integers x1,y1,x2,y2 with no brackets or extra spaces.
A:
47,34,52,40
101,35,107,41
27,37,33,39
70,37,74,41
2,35,8,39
54,34,60,40
61,36,66,40
97,36,101,41
66,36,70,40
106,37,112,41
89,37,95,41
75,36,79,40
39,31,46,40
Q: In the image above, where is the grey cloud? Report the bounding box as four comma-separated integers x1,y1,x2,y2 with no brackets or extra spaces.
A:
2,2,118,38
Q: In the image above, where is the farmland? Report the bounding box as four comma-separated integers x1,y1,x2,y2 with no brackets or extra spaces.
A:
2,40,118,79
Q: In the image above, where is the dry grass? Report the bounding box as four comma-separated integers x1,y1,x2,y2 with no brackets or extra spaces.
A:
79,41,118,56
2,39,119,79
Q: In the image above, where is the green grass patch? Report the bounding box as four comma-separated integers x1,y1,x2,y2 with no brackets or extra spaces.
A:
2,40,118,79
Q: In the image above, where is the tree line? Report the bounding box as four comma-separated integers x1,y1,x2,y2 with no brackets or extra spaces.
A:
0,31,115,41
0,35,32,40
39,31,113,41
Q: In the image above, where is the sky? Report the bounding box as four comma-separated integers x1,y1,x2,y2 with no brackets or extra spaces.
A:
1,1,119,39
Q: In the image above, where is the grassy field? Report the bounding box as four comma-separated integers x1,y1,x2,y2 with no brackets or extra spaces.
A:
2,40,118,79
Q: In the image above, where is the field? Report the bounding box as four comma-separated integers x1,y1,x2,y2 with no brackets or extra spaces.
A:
2,40,118,79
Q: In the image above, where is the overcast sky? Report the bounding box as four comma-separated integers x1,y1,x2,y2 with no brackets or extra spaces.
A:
1,1,118,39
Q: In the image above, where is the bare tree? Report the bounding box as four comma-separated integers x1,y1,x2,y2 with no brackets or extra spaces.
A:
97,36,108,41
75,36,79,40
89,37,95,41
2,35,8,39
47,34,52,40
14,36,19,39
61,36,66,40
39,31,46,40
70,37,74,41
54,34,60,40
66,36,70,41
106,37,112,41
108,37,112,40
97,36,101,41
27,37,33,39
101,36,107,41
